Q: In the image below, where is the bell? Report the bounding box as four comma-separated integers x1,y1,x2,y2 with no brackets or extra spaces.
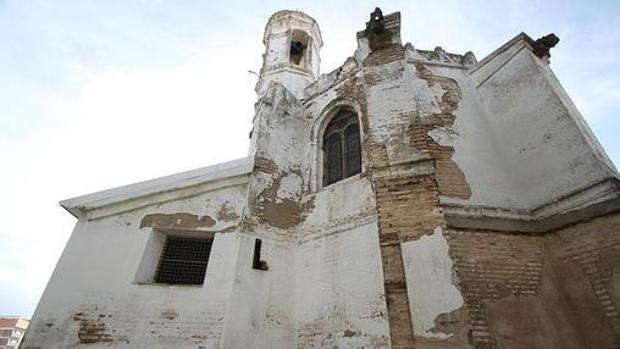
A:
290,41,305,55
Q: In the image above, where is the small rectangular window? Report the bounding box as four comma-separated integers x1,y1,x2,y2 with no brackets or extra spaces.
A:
154,236,212,285
252,238,268,271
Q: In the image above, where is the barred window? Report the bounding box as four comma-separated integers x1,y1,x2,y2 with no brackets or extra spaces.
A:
154,236,212,285
323,111,362,186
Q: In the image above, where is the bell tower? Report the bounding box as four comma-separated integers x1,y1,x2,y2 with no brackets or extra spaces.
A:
255,10,322,98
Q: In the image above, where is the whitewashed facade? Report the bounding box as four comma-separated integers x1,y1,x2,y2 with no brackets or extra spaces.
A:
23,9,620,349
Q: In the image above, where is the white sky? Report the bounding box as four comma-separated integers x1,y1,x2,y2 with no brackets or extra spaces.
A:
1,0,619,318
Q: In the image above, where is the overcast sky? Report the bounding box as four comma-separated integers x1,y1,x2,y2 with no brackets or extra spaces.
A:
1,0,619,318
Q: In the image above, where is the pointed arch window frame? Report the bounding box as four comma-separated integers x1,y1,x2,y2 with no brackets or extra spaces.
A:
323,111,362,186
311,100,365,190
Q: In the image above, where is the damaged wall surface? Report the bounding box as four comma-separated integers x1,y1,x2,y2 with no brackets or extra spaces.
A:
23,7,620,349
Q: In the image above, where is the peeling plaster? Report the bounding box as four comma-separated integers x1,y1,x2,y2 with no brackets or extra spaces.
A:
276,172,303,203
140,212,216,229
402,226,466,339
24,9,620,349
255,173,303,229
216,201,239,221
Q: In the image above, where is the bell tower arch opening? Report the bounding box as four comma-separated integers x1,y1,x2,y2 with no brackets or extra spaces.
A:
289,29,311,68
255,10,322,98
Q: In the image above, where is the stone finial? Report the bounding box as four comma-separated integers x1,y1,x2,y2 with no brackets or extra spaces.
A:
461,51,477,66
366,7,385,34
532,33,560,59
364,7,393,51
434,46,447,61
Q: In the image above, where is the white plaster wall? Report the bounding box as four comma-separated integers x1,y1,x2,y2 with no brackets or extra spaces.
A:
296,222,390,348
476,48,612,209
428,65,517,207
259,69,315,101
252,85,309,172
300,177,376,236
295,176,390,348
402,227,465,339
310,41,321,76
24,185,247,349
365,60,429,165
222,235,296,349
264,34,290,68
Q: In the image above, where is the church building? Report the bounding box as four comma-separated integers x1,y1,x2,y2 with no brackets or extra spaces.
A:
23,8,620,349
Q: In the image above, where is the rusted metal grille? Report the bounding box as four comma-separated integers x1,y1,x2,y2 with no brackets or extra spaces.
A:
155,236,212,285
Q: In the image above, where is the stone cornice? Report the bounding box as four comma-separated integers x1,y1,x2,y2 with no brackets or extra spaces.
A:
61,158,252,219
442,177,620,233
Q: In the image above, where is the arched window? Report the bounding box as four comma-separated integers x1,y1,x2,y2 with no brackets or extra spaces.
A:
323,111,361,186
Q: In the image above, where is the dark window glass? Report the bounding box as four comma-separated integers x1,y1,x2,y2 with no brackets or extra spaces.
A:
325,133,343,185
323,111,362,186
155,236,212,285
345,125,361,176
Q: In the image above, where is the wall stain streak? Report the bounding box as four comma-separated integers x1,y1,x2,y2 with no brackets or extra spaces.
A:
140,213,216,229
217,201,239,221
73,312,114,344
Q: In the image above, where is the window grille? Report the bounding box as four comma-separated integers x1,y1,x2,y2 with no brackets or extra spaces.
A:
154,236,212,285
323,111,362,186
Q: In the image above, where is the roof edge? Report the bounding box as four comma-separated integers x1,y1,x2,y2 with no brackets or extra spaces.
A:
469,32,534,74
442,177,620,233
60,157,253,218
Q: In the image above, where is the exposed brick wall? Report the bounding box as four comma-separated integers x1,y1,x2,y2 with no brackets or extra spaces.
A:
445,230,545,348
331,36,619,349
358,48,472,347
551,213,620,345
373,174,445,348
73,311,115,344
381,256,413,349
348,37,472,346
374,175,443,244
411,63,471,200
363,44,405,67
254,156,279,174
445,213,620,349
